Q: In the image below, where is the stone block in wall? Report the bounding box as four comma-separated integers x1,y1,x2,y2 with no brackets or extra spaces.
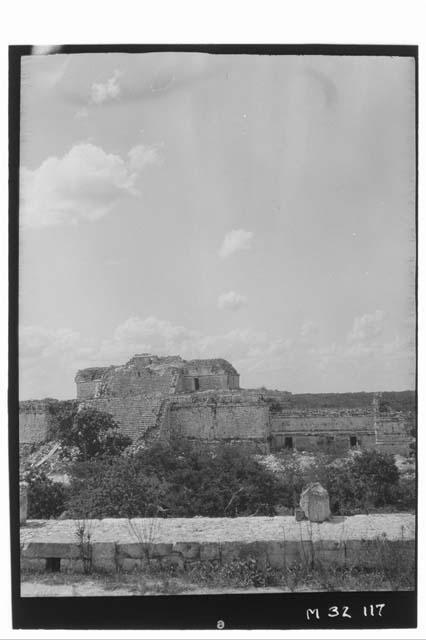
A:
61,558,85,573
173,541,200,559
21,558,46,571
148,543,173,558
312,540,345,565
220,541,242,563
91,542,117,572
21,542,80,559
200,542,220,562
295,507,305,522
119,557,149,572
265,540,308,568
117,542,147,559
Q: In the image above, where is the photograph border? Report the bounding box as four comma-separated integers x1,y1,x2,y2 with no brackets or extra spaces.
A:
9,43,418,630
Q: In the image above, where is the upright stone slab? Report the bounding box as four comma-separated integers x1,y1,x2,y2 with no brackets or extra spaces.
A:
299,482,330,523
20,482,28,525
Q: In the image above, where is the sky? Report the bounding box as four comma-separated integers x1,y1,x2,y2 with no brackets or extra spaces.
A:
18,51,416,399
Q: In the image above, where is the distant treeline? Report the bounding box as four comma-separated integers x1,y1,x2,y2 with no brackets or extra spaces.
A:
291,390,416,413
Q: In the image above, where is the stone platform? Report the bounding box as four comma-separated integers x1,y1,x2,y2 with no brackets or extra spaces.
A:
20,514,415,574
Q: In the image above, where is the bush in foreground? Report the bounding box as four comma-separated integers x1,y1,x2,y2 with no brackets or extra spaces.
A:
274,449,407,515
66,439,282,518
25,470,68,519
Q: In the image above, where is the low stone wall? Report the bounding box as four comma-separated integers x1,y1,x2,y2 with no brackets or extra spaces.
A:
20,514,415,574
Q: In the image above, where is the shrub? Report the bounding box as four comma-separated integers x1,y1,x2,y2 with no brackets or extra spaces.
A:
349,450,399,506
271,449,406,515
54,407,131,461
304,450,402,515
66,439,284,519
386,476,416,511
25,470,68,519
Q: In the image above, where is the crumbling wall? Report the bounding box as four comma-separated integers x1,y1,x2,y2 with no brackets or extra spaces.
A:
75,367,110,400
97,364,181,398
77,380,98,400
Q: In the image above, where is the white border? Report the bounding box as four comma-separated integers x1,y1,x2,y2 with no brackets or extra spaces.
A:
1,0,424,637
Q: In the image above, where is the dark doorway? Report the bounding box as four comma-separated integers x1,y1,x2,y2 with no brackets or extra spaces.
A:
46,557,61,572
284,436,293,449
350,436,358,448
194,377,200,391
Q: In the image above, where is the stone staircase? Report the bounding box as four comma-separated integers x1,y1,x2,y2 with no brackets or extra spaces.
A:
124,395,171,450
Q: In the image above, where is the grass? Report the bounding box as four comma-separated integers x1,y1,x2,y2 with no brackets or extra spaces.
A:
22,543,415,596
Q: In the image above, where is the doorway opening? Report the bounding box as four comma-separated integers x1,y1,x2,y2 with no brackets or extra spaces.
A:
46,557,61,572
194,377,200,391
284,436,293,450
350,436,358,448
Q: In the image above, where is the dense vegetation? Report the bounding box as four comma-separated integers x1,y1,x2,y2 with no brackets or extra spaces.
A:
26,469,69,519
65,439,282,518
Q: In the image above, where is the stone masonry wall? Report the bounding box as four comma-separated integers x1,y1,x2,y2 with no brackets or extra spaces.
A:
83,393,168,441
270,408,376,453
375,412,411,455
167,391,270,449
76,380,99,400
20,514,415,574
19,401,55,444
19,399,79,444
181,373,230,392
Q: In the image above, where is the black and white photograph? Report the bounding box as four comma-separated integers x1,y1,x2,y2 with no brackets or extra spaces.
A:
9,43,417,630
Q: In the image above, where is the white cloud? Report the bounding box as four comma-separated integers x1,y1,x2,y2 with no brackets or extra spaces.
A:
348,310,385,344
20,142,160,228
219,229,253,259
19,312,415,399
217,291,248,311
128,144,161,171
90,70,122,104
20,325,81,359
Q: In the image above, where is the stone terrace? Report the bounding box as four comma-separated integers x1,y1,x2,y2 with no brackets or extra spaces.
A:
21,514,414,574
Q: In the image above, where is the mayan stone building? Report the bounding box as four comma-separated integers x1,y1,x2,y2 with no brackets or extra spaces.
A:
19,354,412,455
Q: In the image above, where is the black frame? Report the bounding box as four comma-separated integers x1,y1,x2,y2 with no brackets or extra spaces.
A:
9,43,418,630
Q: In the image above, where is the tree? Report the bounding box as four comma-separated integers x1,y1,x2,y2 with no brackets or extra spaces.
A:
55,407,131,461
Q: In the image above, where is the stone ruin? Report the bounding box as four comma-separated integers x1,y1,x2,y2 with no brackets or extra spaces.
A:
298,483,331,523
19,354,413,455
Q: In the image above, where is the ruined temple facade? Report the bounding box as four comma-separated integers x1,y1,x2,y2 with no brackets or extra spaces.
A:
19,354,412,455
75,354,240,399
